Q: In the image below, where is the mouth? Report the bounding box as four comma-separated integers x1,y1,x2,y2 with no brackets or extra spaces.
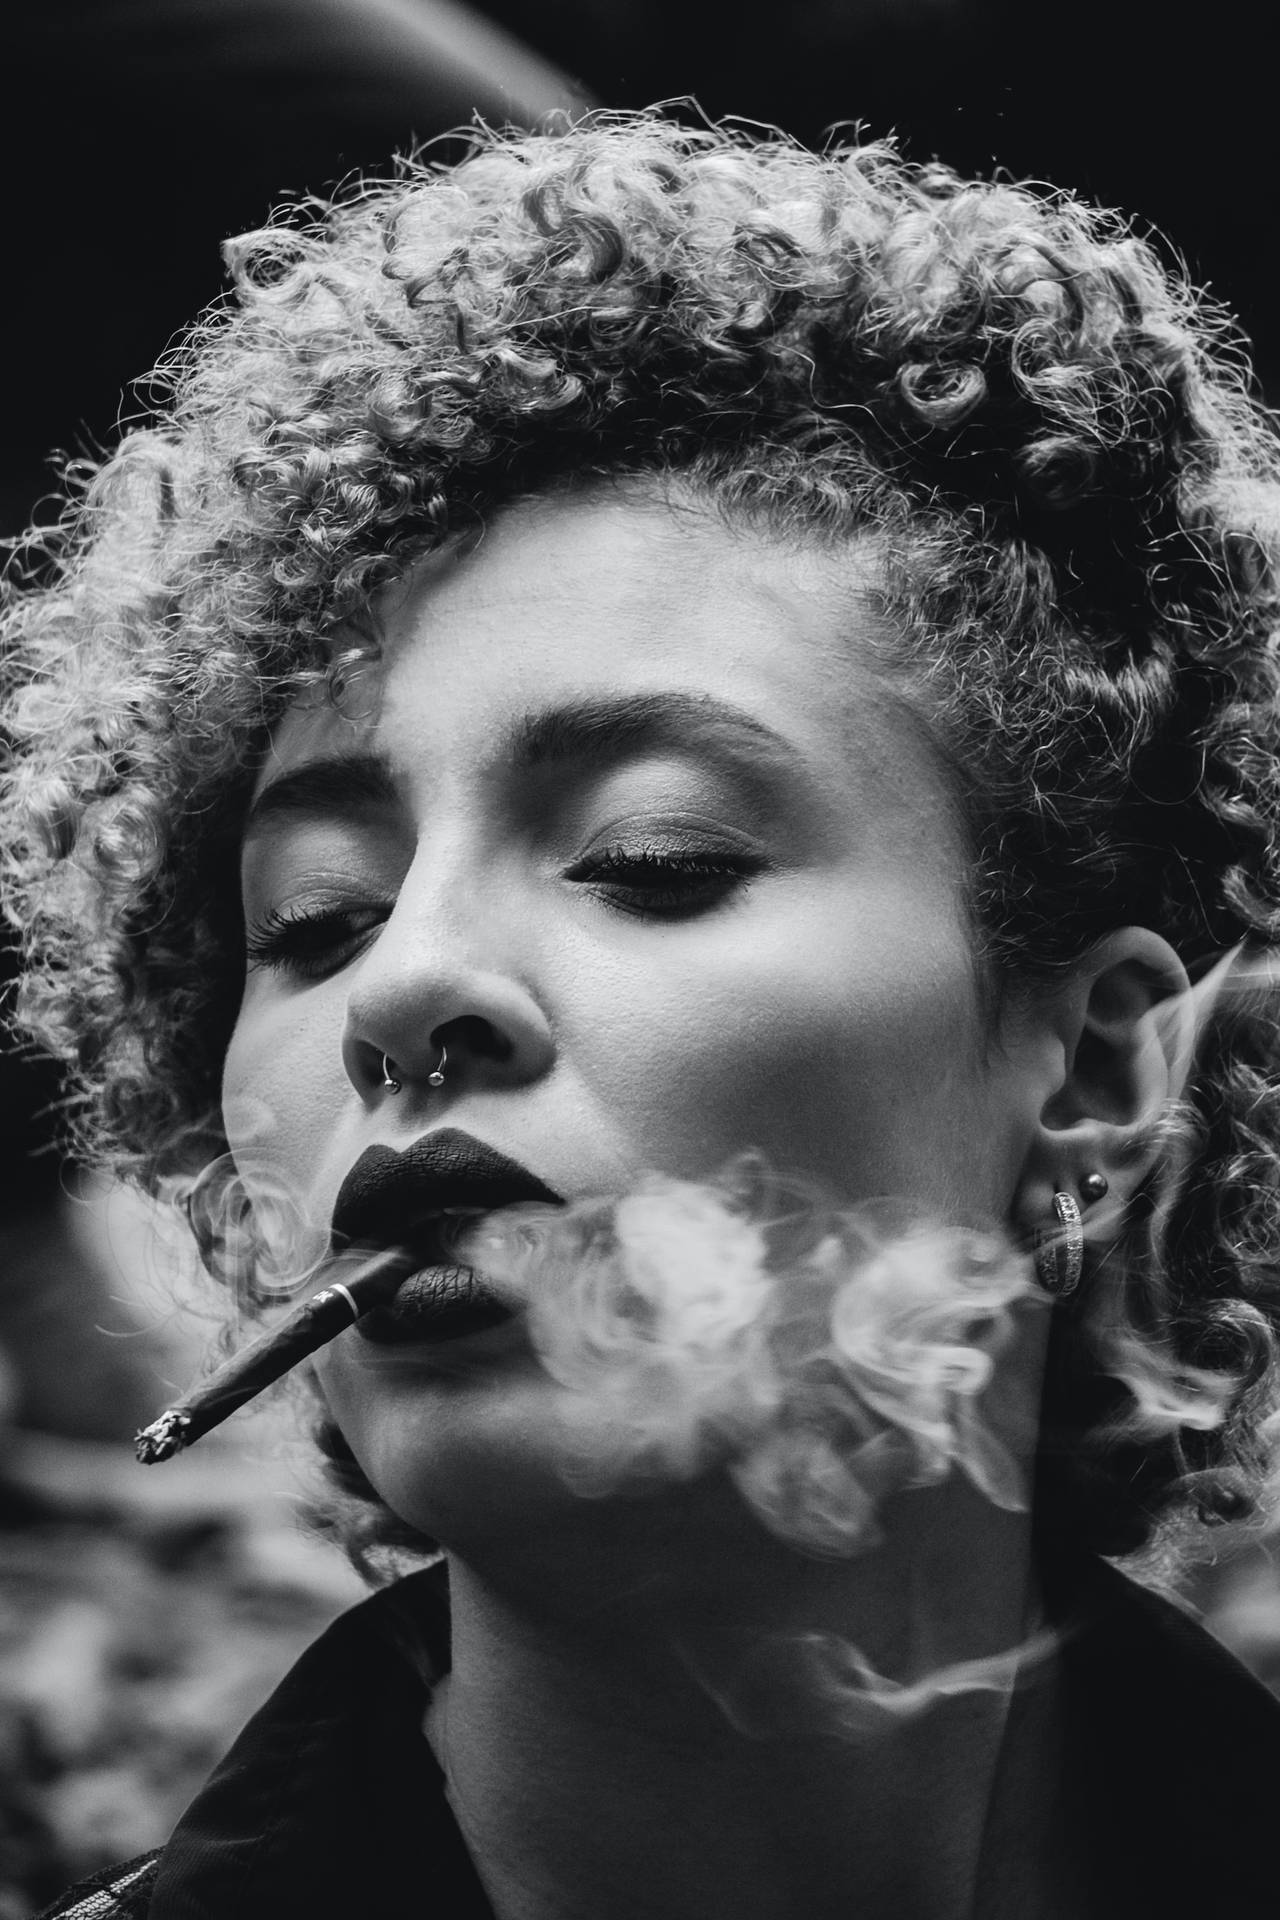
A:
330,1128,563,1346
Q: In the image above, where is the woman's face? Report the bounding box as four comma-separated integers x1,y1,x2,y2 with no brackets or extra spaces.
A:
223,487,1052,1557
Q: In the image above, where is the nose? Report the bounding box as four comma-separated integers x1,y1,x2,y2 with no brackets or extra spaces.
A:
340,849,555,1104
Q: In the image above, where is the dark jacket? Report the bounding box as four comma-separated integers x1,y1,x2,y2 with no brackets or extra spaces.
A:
36,1557,1280,1919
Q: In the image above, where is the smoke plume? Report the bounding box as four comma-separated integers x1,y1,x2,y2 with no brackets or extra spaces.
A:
478,1159,1039,1559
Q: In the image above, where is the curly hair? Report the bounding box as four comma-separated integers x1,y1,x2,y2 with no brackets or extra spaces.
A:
3,111,1280,1568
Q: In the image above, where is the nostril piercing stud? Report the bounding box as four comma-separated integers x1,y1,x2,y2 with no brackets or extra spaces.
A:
427,1044,447,1089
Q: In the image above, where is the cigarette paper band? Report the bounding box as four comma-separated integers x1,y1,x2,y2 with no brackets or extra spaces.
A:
327,1281,360,1318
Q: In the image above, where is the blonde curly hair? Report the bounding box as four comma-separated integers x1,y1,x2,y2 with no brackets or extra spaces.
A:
4,111,1280,1563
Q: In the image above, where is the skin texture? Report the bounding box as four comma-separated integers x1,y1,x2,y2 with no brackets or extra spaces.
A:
225,489,1054,1541
222,487,1186,1919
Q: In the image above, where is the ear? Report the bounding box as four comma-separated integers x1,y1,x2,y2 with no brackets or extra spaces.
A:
1010,928,1196,1239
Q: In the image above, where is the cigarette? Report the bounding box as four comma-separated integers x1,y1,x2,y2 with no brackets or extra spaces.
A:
134,1244,414,1464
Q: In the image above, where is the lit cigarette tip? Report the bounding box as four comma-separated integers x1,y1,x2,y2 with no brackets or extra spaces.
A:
134,1408,193,1465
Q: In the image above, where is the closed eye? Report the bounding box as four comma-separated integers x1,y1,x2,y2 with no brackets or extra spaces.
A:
563,844,760,919
244,903,387,980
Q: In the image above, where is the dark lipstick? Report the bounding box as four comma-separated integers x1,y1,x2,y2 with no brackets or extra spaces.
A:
331,1128,562,1345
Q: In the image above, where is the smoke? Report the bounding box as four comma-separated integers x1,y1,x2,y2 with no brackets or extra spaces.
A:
686,1624,1060,1743
468,1165,1058,1736
477,1160,1040,1560
170,1134,1056,1731
173,1138,327,1316
167,940,1280,1729
1070,945,1278,1479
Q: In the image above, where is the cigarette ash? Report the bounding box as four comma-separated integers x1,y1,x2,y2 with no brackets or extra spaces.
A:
478,1159,1040,1559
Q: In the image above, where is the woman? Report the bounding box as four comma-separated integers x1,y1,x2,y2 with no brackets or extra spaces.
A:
5,113,1280,1918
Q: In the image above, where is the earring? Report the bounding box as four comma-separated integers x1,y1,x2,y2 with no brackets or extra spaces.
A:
1080,1170,1109,1204
427,1044,447,1089
1034,1191,1084,1298
381,1055,402,1095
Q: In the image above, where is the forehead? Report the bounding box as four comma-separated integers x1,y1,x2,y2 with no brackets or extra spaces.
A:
384,488,883,718
257,488,947,843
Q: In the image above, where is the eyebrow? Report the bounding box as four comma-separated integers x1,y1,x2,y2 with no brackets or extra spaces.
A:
242,748,399,839
502,692,799,778
243,692,801,838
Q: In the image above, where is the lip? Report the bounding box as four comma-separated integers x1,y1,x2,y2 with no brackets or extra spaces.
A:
330,1128,563,1346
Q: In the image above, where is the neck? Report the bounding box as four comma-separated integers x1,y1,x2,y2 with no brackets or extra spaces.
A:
425,1484,1053,1920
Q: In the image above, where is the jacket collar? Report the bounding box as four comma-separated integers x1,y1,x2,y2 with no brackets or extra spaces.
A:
150,1561,493,1920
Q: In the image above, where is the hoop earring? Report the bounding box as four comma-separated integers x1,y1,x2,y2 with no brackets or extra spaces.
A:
427,1044,447,1089
1034,1191,1084,1298
381,1055,402,1095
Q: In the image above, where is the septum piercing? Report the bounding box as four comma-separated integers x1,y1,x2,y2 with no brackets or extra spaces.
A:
381,1045,447,1094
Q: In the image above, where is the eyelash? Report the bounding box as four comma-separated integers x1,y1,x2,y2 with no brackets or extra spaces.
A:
244,846,757,979
565,844,758,919
244,904,386,980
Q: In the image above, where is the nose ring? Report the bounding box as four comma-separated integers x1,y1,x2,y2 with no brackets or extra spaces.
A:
381,1045,447,1095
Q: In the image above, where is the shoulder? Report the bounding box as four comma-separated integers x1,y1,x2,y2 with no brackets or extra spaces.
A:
255,1556,451,1690
30,1852,159,1920
1071,1555,1280,1741
1060,1558,1280,1913
31,1563,452,1920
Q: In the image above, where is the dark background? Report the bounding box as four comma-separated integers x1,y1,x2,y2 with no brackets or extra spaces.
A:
6,0,1276,551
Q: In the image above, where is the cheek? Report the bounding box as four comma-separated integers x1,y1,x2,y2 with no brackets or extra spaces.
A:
222,988,349,1203
555,885,992,1207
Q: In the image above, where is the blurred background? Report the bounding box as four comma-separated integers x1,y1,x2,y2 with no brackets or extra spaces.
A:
2,2,1278,1911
